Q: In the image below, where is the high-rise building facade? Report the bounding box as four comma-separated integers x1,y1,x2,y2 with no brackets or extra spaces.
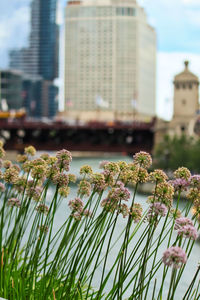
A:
10,0,58,80
0,70,23,110
9,0,58,118
64,0,156,121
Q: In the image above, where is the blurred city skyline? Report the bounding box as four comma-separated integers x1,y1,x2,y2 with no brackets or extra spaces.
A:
0,0,200,119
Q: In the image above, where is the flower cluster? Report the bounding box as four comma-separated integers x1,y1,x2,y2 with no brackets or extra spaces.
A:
58,187,70,198
174,167,191,181
169,178,190,192
4,167,19,184
147,202,167,222
26,186,42,202
162,246,187,269
80,165,93,176
148,169,168,183
36,204,49,215
133,151,152,169
104,162,120,175
190,175,200,189
129,203,143,223
78,180,91,197
91,173,106,193
153,182,174,208
24,146,36,157
56,149,72,171
68,197,84,212
52,172,69,187
3,160,12,169
68,197,91,221
7,198,21,208
101,182,130,216
174,217,198,240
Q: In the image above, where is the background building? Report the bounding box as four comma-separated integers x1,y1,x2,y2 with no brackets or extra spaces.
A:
64,0,156,122
0,70,23,110
9,0,59,118
155,61,200,144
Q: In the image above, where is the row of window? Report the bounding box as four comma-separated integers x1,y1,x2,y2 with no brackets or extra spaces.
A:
66,7,136,18
175,83,194,89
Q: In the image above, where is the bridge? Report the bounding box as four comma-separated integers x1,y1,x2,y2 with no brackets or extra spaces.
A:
0,118,155,155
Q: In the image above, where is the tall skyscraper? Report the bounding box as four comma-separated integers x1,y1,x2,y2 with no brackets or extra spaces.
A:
9,0,58,117
64,0,156,121
10,0,58,80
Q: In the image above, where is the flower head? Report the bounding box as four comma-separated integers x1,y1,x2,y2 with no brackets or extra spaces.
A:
68,173,77,183
190,175,200,189
78,180,91,197
3,160,12,169
4,167,19,184
174,217,193,230
133,151,152,169
118,203,129,218
36,204,49,215
104,162,120,175
149,169,168,183
147,202,168,221
52,172,69,187
80,165,93,176
169,178,190,192
162,246,187,269
137,167,149,183
24,146,36,156
68,197,84,213
174,167,191,181
8,198,21,208
117,161,128,171
154,182,174,208
56,149,72,171
177,224,198,240
17,154,28,163
58,186,70,197
130,203,143,223
91,173,106,193
26,186,42,201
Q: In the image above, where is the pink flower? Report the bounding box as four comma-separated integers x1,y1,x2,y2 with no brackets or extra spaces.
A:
68,197,84,213
56,149,72,171
174,217,193,230
7,198,21,208
177,224,198,240
162,246,187,269
147,202,168,221
169,178,190,192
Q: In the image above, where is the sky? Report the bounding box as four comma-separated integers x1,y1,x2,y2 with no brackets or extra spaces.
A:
0,0,200,119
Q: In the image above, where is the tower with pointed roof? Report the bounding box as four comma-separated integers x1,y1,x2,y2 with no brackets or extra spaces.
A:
172,61,199,135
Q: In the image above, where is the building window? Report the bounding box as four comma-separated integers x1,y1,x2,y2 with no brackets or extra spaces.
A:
116,7,136,16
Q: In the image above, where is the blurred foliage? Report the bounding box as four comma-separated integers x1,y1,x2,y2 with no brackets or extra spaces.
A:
153,135,200,173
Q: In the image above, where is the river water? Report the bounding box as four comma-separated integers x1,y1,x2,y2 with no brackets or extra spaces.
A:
49,154,200,299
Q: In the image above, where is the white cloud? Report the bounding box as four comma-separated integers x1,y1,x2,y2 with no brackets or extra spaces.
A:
157,52,200,120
